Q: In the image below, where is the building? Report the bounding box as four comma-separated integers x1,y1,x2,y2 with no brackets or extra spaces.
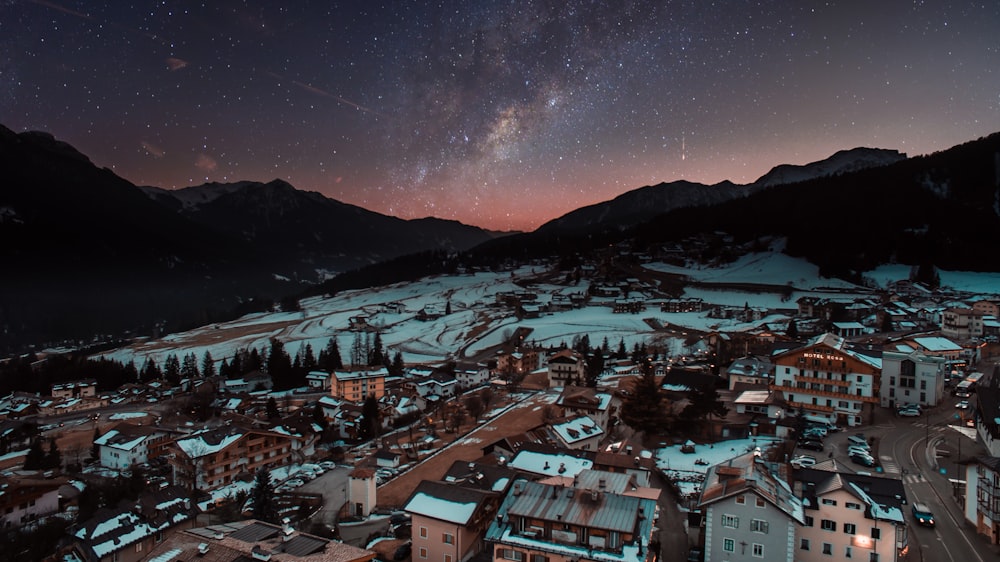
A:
546,349,586,387
332,368,387,402
697,451,804,562
549,415,604,451
942,307,985,340
348,468,377,517
771,333,881,427
405,480,502,562
793,468,908,562
725,356,774,390
556,386,615,431
0,473,65,528
486,477,659,562
50,379,97,399
306,371,332,390
142,519,376,562
67,485,199,562
904,336,964,361
962,456,1000,546
166,426,296,492
879,350,946,409
94,422,177,470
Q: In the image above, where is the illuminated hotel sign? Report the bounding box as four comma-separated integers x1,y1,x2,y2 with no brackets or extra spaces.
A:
802,352,846,361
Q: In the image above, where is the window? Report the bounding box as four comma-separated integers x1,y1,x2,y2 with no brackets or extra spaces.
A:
419,548,428,559
871,528,881,539
822,499,837,506
444,556,452,562
821,519,837,531
723,538,735,553
804,516,814,527
751,519,769,534
846,502,862,510
823,543,833,555
500,550,523,561
736,495,746,504
752,544,763,557
869,554,879,562
420,527,428,538
844,523,857,535
800,539,810,550
530,555,547,562
721,514,739,529
846,546,853,558
443,533,454,544
755,497,765,508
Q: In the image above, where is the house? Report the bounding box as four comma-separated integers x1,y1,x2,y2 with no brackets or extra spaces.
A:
496,346,541,376
485,477,659,562
331,368,387,402
879,350,946,409
546,349,585,387
166,426,296,492
305,370,332,390
0,473,66,528
456,367,492,390
374,448,403,468
904,335,964,360
725,356,773,390
50,379,97,399
221,370,272,393
94,422,177,470
732,389,785,419
141,519,376,562
67,485,199,562
549,415,604,451
832,321,866,338
405,480,502,562
556,386,615,431
973,374,1000,456
348,468,377,517
942,307,985,339
413,372,458,399
697,451,804,562
770,333,882,427
962,456,1000,546
792,468,908,562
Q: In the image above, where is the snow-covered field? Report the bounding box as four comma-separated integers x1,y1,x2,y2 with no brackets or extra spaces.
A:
95,251,1000,369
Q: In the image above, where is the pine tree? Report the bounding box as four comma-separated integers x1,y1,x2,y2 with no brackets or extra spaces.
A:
251,467,279,523
24,438,45,470
267,338,293,389
201,351,216,377
369,332,385,366
788,318,800,339
163,354,181,385
323,337,343,370
360,395,380,439
620,366,670,436
390,351,404,376
181,353,200,379
266,397,281,419
45,439,61,470
302,344,317,371
92,426,101,460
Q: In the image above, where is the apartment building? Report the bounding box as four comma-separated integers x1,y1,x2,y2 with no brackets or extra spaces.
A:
332,368,387,402
166,426,295,492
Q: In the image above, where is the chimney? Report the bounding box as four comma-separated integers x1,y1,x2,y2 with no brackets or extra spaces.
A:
558,462,566,474
197,543,210,555
598,478,606,489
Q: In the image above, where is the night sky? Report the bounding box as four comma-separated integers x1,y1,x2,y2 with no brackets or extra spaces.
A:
3,1,999,231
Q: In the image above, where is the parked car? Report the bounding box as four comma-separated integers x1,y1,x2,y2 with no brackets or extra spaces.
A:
847,445,873,457
790,455,817,469
911,503,935,527
956,400,970,409
285,478,305,488
686,547,704,561
897,408,921,417
846,435,869,449
800,440,824,452
319,461,336,470
850,453,877,467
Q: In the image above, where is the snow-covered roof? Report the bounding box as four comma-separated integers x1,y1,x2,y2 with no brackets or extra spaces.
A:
551,415,604,445
175,431,243,458
508,449,594,477
912,336,962,352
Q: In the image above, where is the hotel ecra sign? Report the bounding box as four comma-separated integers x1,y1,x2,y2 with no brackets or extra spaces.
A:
803,352,845,361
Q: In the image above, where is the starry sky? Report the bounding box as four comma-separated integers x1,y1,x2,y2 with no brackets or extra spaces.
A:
3,1,999,231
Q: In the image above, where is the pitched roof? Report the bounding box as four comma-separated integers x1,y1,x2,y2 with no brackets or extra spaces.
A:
403,480,497,525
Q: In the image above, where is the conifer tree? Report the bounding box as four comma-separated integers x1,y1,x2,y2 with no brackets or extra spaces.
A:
201,351,216,377
251,467,279,523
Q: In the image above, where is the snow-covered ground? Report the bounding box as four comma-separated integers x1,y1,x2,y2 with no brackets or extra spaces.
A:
655,436,784,498
94,251,1000,369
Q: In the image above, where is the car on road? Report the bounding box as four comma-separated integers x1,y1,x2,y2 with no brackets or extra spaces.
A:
897,408,921,417
850,453,877,467
846,435,869,449
956,400,970,409
799,440,824,452
790,455,817,469
911,502,935,527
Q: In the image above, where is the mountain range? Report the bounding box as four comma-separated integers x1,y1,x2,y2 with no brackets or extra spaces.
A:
2,122,998,351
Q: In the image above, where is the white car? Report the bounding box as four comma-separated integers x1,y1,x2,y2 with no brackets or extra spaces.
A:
897,408,921,417
285,479,305,488
956,400,970,409
847,445,872,457
790,455,817,469
319,461,336,470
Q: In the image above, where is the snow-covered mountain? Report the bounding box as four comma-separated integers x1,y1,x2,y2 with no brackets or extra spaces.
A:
752,147,907,188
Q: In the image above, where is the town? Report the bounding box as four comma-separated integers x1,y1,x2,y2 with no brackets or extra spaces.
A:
2,251,1000,562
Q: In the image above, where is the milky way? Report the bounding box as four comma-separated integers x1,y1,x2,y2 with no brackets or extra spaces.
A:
3,1,998,230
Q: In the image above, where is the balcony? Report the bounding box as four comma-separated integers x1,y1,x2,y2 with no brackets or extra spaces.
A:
772,383,879,403
793,375,851,387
